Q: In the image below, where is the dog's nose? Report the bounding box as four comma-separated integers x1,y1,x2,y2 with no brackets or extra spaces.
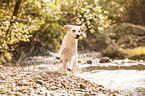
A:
76,35,80,39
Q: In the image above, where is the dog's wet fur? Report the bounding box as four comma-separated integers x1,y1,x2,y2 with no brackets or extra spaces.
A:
57,25,87,74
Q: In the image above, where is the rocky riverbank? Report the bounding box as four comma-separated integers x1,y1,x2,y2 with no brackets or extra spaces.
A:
0,65,130,96
1,52,144,96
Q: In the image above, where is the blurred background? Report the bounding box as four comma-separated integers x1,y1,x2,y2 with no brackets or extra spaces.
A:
0,0,145,64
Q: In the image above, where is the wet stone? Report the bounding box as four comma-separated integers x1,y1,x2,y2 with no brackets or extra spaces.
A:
87,60,93,64
80,83,86,89
66,86,72,90
99,57,111,63
90,92,97,95
36,80,44,85
84,93,90,96
17,83,23,86
50,86,59,90
48,79,54,83
98,84,104,88
114,90,120,94
61,82,66,88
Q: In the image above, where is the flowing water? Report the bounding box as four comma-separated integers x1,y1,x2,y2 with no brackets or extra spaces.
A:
75,70,145,96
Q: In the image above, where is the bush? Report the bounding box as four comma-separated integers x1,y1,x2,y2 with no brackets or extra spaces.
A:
59,1,110,50
126,46,145,60
0,0,64,63
103,23,145,48
101,45,126,59
1,0,144,63
100,23,145,59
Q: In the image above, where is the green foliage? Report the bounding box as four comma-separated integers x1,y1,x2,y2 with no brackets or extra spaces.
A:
32,23,64,51
0,0,144,63
0,1,35,63
1,0,111,63
59,0,110,32
97,0,125,24
126,46,145,60
100,23,145,59
57,0,111,51
98,0,145,25
74,2,110,32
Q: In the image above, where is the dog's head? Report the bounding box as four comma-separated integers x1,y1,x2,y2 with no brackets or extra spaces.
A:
64,25,87,39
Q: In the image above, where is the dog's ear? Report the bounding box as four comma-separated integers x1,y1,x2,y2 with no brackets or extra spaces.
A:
64,25,71,32
81,26,87,31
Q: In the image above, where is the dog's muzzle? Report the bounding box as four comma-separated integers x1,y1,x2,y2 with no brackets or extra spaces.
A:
75,35,80,39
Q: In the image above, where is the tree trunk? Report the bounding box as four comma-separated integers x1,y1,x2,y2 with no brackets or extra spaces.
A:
140,0,145,25
6,0,22,36
5,0,22,53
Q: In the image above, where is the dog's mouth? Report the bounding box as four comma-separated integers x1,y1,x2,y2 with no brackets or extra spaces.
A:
73,35,80,39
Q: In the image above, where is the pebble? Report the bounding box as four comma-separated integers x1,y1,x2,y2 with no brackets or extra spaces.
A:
80,83,86,89
87,60,93,64
0,67,126,96
36,80,44,85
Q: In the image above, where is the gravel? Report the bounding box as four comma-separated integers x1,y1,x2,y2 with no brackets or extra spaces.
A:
0,65,129,96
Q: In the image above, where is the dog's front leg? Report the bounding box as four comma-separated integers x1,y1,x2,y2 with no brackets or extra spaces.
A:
72,55,77,75
62,58,67,73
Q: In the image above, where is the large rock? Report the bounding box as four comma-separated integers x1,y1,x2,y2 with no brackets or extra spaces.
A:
99,57,111,63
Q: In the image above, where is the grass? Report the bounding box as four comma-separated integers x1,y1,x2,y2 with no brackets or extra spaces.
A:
125,46,145,60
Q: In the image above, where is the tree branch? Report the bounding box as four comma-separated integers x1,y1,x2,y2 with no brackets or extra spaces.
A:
6,0,22,36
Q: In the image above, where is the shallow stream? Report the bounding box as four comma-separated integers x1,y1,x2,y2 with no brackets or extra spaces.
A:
24,52,145,96
75,70,145,96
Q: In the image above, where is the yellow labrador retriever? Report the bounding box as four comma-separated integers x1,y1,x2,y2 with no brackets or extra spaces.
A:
57,25,87,74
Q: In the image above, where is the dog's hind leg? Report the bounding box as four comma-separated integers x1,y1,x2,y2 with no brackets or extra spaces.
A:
72,60,76,75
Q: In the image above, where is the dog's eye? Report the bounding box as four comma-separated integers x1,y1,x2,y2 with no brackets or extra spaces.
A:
72,30,76,32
